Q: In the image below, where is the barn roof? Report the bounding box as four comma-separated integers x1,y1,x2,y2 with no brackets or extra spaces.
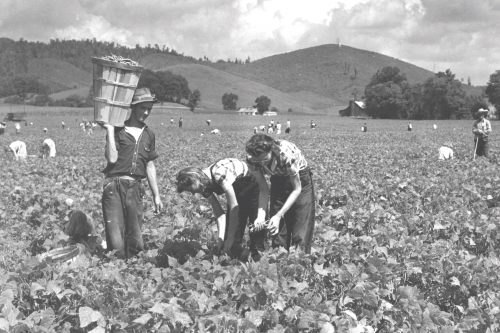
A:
237,107,257,112
354,101,365,109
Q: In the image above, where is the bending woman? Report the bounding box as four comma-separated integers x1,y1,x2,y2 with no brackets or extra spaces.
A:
246,134,315,254
176,158,266,261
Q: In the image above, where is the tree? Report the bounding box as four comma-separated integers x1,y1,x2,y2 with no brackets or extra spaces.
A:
254,95,271,114
365,82,405,118
188,89,201,112
222,93,238,110
156,71,190,103
84,87,94,107
138,70,191,104
465,94,488,119
33,94,53,106
485,70,500,116
64,94,86,107
364,67,409,118
436,69,455,80
137,69,164,101
403,83,424,119
421,69,467,119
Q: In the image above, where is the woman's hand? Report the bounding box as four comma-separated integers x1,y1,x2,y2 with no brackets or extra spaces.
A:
153,195,163,213
250,218,268,233
268,213,282,235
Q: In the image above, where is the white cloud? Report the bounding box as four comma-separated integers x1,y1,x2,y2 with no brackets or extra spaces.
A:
1,0,499,84
54,15,134,45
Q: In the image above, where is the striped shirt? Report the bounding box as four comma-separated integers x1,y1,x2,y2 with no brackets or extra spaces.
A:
201,159,250,198
247,140,307,176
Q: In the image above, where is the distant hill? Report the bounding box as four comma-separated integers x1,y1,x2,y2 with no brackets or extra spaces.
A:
154,63,323,112
29,58,92,92
211,44,436,103
0,38,485,113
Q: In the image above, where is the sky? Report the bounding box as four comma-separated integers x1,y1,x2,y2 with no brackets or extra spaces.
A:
1,0,499,86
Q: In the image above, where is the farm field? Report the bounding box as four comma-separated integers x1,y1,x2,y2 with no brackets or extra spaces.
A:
1,110,500,332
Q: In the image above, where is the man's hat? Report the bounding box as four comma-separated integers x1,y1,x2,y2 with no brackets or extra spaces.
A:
131,88,158,105
476,108,489,115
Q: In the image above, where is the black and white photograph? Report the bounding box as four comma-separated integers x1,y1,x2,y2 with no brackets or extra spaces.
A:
1,1,500,332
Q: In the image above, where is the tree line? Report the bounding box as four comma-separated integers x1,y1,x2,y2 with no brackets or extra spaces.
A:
3,69,201,110
222,93,273,114
0,37,250,80
363,67,491,119
137,69,200,111
0,76,50,99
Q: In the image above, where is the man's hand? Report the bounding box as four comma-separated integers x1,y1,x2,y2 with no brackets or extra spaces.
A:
268,214,282,235
98,122,114,131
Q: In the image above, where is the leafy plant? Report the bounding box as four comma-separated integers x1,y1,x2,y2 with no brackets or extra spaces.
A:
1,113,500,332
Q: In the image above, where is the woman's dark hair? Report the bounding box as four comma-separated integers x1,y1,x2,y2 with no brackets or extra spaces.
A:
65,210,95,239
176,167,209,193
245,134,277,157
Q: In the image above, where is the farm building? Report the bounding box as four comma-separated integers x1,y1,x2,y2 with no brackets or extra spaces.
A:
339,100,368,117
237,107,258,115
262,111,277,116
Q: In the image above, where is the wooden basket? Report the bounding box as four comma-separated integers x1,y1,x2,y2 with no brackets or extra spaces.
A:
94,98,131,126
38,245,81,263
92,57,144,126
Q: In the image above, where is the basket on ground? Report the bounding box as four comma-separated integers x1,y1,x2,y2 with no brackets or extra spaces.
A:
92,57,144,126
38,245,82,263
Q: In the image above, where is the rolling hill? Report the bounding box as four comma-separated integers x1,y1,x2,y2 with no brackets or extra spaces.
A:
0,38,484,113
153,63,321,112
211,44,436,103
28,58,92,91
137,44,439,111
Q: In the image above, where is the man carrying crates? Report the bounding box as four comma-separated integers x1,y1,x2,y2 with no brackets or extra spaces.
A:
100,88,163,259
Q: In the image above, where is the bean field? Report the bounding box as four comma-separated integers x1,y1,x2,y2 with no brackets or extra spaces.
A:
1,107,500,333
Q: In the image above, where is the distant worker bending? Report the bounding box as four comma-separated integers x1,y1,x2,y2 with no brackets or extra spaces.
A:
438,142,454,160
6,140,27,160
41,138,56,158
